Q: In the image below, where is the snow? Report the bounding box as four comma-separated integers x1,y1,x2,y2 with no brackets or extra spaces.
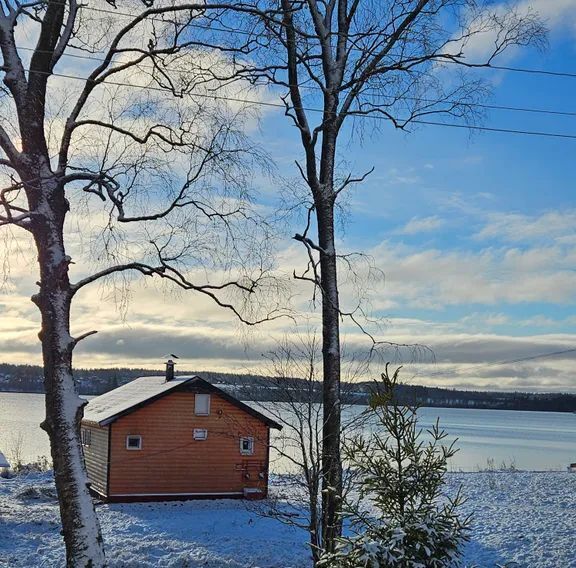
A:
1,471,575,567
83,375,199,425
0,472,308,568
83,375,281,430
448,471,576,567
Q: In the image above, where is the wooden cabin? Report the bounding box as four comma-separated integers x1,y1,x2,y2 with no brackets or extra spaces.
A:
81,371,281,502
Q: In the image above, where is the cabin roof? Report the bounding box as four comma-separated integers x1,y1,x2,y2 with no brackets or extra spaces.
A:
82,375,282,430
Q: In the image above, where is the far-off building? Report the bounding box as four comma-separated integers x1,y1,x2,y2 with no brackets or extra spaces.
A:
81,367,281,502
0,450,10,470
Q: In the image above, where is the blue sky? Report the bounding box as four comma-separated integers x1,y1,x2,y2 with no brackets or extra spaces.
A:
1,0,576,392
245,4,576,391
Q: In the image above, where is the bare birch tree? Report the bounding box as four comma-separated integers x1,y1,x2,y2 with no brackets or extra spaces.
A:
0,1,284,565
250,334,370,564
223,0,546,555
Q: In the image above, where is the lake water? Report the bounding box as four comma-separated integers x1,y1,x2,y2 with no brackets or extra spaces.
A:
1,392,575,471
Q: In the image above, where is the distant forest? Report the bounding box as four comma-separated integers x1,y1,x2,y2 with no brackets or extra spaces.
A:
1,362,575,413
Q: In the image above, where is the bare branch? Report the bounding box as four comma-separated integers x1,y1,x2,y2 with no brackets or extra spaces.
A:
71,260,288,327
57,1,278,168
0,125,20,165
0,211,32,230
0,180,32,230
293,232,326,254
52,0,79,68
72,329,98,345
0,157,16,169
334,166,374,196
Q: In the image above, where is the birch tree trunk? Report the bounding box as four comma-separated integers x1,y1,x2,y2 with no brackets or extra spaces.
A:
315,187,342,551
243,1,544,558
316,203,342,552
1,1,282,561
29,167,106,567
9,5,109,547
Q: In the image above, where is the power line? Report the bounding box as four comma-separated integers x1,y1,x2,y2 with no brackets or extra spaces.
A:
489,347,576,367
410,120,576,140
13,45,576,120
4,64,576,141
75,5,576,80
416,347,576,380
14,0,576,81
397,97,576,118
473,63,576,80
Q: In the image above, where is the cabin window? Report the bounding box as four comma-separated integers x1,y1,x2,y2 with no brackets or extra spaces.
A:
81,428,91,447
126,435,142,450
240,437,254,456
193,428,208,441
195,394,211,416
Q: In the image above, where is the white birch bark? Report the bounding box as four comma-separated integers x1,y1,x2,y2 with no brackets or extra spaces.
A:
31,167,106,567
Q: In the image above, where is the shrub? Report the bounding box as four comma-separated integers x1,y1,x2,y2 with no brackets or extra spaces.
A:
0,455,51,478
320,365,470,568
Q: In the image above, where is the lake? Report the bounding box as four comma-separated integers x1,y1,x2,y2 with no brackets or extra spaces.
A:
1,392,575,471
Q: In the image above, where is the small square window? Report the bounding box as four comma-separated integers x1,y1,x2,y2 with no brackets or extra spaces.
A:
81,429,91,447
193,428,208,440
240,437,254,456
195,394,211,416
126,435,142,450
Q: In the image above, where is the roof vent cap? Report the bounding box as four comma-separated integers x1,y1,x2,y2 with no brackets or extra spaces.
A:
163,354,179,381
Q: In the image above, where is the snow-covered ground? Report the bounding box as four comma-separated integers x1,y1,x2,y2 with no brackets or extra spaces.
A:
0,471,574,567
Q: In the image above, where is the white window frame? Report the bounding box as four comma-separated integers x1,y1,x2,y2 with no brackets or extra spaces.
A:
239,436,254,456
81,428,91,447
194,393,211,416
126,435,142,450
193,428,208,441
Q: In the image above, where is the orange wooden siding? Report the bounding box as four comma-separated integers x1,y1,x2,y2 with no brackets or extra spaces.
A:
108,391,270,496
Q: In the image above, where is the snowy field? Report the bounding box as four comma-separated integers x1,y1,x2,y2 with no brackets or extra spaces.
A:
0,471,575,567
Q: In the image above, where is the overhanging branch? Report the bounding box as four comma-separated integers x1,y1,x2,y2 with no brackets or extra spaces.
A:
72,261,289,326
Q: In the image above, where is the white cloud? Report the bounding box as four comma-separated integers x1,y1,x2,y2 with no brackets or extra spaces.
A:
519,315,558,328
3,199,576,388
4,2,576,395
461,312,510,327
3,292,576,391
397,216,445,235
366,239,576,309
476,210,576,243
456,0,576,63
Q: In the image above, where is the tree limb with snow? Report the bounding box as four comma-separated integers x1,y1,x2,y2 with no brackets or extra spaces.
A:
0,1,287,565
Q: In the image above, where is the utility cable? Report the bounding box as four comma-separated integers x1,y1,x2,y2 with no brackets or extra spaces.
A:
413,347,576,380
10,0,576,80
3,64,576,141
12,45,576,120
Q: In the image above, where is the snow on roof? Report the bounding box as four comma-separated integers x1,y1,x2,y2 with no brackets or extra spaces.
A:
83,375,198,426
82,375,282,429
0,450,10,468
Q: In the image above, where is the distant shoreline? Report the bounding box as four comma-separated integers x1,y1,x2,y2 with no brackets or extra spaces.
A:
2,362,575,413
2,386,575,413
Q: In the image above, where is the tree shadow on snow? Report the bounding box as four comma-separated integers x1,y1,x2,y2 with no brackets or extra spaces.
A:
461,539,519,568
99,500,311,568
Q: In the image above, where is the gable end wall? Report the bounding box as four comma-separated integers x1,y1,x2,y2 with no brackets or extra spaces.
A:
108,390,270,497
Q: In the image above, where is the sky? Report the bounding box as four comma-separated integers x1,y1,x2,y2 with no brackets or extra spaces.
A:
1,0,576,392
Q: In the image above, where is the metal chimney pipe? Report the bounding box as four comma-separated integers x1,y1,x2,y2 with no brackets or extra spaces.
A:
165,359,175,381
